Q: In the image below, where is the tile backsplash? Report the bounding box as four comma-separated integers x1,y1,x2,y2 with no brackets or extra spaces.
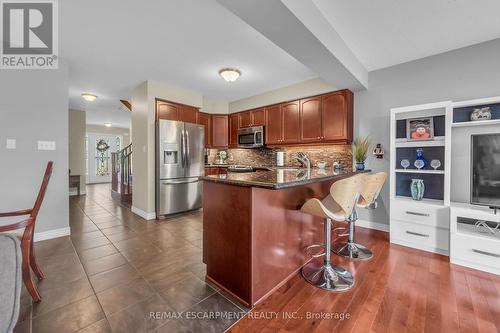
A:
208,145,353,169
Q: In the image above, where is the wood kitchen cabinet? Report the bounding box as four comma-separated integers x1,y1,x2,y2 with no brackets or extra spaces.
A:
211,115,228,148
196,112,212,147
281,100,300,144
229,114,239,147
238,111,252,128
264,101,300,145
265,104,282,144
321,90,353,142
156,99,199,124
156,100,180,120
300,96,322,142
250,108,265,126
239,108,265,128
179,105,198,123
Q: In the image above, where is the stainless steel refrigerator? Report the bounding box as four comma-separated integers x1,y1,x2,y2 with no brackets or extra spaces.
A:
156,120,204,217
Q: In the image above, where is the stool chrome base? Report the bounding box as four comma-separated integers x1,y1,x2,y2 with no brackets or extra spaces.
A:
301,261,354,292
333,241,373,260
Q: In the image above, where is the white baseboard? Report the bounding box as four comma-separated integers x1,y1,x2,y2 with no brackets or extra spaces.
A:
69,189,86,196
34,227,71,242
356,219,389,232
131,206,156,220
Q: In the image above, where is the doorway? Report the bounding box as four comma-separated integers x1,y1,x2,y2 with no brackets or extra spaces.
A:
86,133,122,184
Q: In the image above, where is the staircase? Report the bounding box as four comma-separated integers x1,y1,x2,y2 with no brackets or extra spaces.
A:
111,143,132,205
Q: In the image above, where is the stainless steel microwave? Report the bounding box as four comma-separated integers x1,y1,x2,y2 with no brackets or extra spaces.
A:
237,126,264,148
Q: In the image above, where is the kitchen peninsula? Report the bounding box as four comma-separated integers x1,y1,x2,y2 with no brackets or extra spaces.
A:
200,168,367,308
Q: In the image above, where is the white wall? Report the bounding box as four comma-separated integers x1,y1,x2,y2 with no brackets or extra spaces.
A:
229,78,336,112
201,98,229,114
354,38,500,225
0,64,69,234
69,109,87,194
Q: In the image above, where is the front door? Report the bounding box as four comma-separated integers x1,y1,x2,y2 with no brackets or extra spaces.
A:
86,133,122,184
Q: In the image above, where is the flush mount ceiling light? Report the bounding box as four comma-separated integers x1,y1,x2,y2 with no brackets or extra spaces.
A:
104,123,112,127
81,93,97,102
218,68,241,82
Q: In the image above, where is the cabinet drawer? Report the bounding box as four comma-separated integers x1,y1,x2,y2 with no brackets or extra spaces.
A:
391,203,449,229
391,219,449,252
451,233,500,269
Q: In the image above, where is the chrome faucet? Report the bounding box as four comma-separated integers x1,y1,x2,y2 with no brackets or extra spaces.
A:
295,152,311,170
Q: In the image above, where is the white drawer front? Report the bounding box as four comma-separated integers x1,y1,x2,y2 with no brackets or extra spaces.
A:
391,203,449,229
391,219,449,252
451,234,500,269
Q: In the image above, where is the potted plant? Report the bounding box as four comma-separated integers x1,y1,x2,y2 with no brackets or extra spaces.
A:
353,136,371,171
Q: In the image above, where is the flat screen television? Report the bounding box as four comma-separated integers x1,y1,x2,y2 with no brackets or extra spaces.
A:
471,133,500,208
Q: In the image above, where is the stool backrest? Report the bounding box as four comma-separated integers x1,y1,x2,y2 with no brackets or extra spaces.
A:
329,174,364,217
358,172,387,207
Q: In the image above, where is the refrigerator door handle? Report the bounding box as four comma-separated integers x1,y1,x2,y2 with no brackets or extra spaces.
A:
162,179,199,185
180,129,186,168
185,129,190,167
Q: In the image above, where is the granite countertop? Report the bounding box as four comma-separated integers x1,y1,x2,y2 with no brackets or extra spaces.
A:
200,168,368,189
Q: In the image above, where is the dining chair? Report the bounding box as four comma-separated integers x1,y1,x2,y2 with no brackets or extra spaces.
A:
0,161,53,302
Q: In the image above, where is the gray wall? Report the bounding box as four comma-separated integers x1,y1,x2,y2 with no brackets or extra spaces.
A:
0,64,69,233
354,38,500,225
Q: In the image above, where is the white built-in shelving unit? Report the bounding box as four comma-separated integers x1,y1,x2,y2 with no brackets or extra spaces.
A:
389,101,452,255
390,96,500,275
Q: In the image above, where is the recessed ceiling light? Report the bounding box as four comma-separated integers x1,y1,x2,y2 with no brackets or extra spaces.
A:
81,93,97,102
104,123,112,127
219,68,241,82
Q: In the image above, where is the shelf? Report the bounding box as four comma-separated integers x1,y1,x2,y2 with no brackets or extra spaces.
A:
451,119,500,128
395,136,445,148
395,169,444,174
394,195,445,206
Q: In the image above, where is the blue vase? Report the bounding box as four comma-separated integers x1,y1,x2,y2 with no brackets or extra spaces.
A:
355,162,365,171
415,148,428,169
410,179,425,200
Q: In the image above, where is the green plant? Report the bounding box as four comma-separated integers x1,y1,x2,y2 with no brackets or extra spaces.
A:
352,136,372,163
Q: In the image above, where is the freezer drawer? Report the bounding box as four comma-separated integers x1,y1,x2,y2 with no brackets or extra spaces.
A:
157,178,202,216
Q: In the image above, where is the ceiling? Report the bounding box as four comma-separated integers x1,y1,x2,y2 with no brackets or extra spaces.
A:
62,0,315,128
63,0,500,128
314,0,500,71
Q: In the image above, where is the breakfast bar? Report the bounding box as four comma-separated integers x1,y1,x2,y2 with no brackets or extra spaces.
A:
200,168,365,308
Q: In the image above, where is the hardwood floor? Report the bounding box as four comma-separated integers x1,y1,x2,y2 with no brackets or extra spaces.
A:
227,225,500,333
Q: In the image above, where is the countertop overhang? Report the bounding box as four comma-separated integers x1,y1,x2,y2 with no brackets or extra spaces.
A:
200,168,369,189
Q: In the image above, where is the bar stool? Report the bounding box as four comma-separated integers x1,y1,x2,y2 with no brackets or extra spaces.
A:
333,172,387,260
300,175,363,291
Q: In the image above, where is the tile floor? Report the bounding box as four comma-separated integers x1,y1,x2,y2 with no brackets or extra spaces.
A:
15,184,247,333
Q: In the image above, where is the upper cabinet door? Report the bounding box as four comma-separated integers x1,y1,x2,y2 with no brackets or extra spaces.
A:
251,108,266,126
321,90,353,142
156,101,180,121
212,115,228,148
238,111,252,128
196,112,211,147
281,100,300,144
229,114,239,147
179,105,198,124
300,96,323,142
265,104,282,144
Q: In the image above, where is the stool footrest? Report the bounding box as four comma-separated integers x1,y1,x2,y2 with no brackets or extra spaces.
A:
304,244,325,258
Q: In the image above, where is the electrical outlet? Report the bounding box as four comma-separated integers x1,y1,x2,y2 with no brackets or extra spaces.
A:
38,141,56,151
6,139,16,149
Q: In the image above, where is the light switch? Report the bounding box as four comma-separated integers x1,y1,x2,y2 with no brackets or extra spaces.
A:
38,141,56,151
6,139,16,149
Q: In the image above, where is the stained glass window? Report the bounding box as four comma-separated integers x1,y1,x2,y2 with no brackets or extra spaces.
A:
95,138,111,176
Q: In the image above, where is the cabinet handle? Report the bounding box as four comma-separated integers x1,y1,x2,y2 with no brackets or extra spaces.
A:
405,231,429,238
472,249,500,258
406,211,430,217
